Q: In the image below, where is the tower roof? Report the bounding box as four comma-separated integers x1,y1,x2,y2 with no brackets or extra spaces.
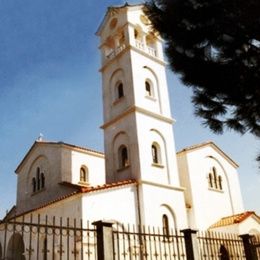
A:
96,3,144,36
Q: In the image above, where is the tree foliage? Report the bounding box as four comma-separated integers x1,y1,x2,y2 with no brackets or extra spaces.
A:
145,0,260,139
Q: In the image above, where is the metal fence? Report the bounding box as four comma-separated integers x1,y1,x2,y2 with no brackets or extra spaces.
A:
112,226,258,260
112,224,186,259
252,235,260,259
198,231,246,259
0,215,97,260
0,217,259,260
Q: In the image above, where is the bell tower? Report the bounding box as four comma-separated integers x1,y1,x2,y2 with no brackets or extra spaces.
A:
96,4,180,187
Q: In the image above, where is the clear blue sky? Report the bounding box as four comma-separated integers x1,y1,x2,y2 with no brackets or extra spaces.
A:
0,0,259,219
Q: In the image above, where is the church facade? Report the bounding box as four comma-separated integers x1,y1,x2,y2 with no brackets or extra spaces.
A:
2,3,259,239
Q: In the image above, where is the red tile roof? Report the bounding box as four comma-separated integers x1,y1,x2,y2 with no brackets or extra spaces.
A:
210,211,260,228
4,179,137,220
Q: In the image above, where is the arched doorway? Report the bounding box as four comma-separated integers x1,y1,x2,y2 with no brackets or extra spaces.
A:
7,233,25,260
220,245,229,260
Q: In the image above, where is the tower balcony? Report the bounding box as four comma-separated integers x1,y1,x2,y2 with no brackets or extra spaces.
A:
102,40,159,65
106,44,126,60
135,40,157,57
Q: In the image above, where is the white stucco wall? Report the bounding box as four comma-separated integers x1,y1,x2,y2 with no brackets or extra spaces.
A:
16,143,68,214
69,149,105,186
177,144,244,230
240,217,260,235
82,184,139,226
139,182,188,229
16,142,105,215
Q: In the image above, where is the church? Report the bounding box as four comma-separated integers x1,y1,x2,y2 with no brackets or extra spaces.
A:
2,3,260,237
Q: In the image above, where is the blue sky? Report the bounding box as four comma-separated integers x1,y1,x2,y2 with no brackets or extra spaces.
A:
0,0,259,219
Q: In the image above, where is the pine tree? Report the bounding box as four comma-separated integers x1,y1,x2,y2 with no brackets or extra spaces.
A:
145,0,260,138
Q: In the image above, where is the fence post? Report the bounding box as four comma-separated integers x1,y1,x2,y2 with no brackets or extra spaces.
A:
93,220,114,260
240,234,258,260
181,229,200,260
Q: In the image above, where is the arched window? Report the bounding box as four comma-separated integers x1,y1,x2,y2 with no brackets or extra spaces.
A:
162,214,170,238
118,31,125,46
134,26,142,41
37,167,41,190
218,176,223,190
134,29,139,39
118,145,129,169
41,173,45,189
219,245,229,260
152,142,161,164
208,173,213,188
213,167,218,189
146,33,157,56
208,167,223,191
32,167,45,193
7,233,25,259
117,83,124,99
145,81,152,96
80,167,88,183
32,178,36,193
152,145,158,163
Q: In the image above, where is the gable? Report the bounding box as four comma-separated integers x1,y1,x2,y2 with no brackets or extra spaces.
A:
15,141,104,174
96,4,143,36
177,141,238,169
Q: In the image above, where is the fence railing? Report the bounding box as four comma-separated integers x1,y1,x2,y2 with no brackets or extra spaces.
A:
251,234,260,259
113,224,186,259
0,217,259,260
0,215,97,260
198,231,246,259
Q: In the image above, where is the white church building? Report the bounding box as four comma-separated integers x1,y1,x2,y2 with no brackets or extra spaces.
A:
3,3,260,236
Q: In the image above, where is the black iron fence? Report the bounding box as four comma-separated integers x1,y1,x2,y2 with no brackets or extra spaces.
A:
0,215,97,260
0,216,259,260
252,235,260,259
198,231,245,259
112,223,186,259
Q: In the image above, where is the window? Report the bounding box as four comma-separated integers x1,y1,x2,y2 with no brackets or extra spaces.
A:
151,142,161,165
208,167,223,191
80,167,88,183
152,145,159,163
145,33,157,56
134,29,139,39
32,167,45,193
213,167,218,189
37,167,40,190
117,83,124,99
32,178,36,193
134,27,142,40
162,214,170,238
219,245,229,259
41,173,45,189
118,145,129,169
208,173,213,188
218,176,223,190
145,81,152,96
